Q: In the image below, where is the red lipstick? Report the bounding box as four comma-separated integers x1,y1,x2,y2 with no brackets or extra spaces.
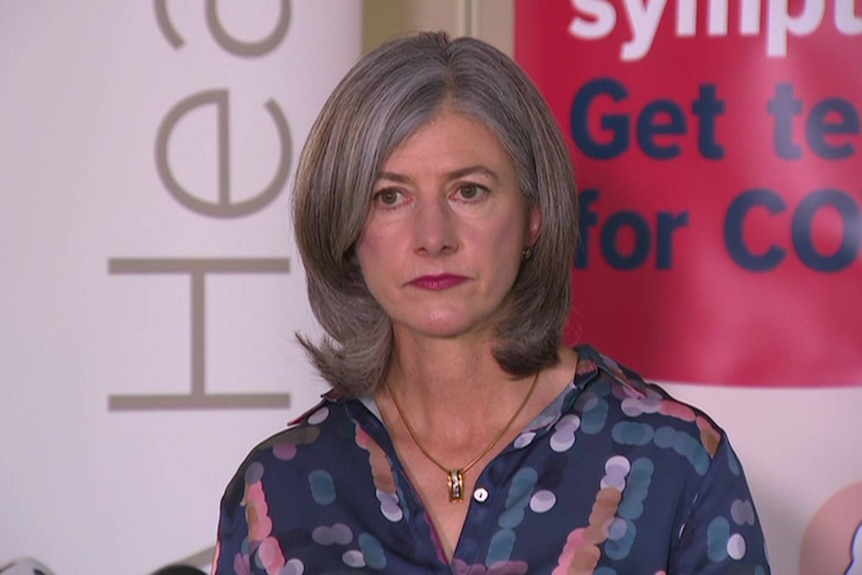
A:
408,274,468,290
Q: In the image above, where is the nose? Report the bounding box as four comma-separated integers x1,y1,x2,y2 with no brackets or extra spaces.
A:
412,197,459,256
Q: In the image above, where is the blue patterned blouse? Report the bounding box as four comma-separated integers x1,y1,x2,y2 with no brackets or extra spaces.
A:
213,345,771,574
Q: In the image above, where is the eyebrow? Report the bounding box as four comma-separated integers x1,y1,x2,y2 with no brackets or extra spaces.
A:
375,165,501,185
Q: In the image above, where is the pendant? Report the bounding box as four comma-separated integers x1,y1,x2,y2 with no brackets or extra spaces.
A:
447,469,465,502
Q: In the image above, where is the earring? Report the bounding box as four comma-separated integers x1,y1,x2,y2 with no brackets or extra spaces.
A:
522,246,533,261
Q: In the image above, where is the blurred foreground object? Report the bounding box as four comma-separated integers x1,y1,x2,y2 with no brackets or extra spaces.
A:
0,558,53,575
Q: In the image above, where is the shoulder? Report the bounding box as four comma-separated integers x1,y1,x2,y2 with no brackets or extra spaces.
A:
574,345,725,474
219,393,353,510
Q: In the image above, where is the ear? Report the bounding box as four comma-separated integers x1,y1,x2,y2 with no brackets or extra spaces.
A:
526,205,543,246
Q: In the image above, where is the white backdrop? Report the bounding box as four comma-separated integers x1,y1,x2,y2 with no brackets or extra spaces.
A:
3,3,861,575
0,2,359,573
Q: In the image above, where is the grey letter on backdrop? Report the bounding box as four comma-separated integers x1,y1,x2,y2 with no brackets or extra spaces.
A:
206,0,290,57
107,257,292,411
155,90,291,218
155,0,290,56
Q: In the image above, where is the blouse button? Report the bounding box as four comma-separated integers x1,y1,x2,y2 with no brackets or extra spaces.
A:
473,487,489,503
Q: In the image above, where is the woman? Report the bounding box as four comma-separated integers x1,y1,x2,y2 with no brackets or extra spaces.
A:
213,32,771,574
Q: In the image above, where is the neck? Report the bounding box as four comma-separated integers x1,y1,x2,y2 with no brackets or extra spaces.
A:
391,334,506,394
382,333,532,442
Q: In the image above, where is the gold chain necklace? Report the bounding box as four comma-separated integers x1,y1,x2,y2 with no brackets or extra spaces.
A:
386,371,540,502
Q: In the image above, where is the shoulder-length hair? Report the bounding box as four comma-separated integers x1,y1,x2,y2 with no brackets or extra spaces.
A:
293,31,578,397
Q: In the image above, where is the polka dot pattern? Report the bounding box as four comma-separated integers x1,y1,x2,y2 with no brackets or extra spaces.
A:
580,395,610,434
354,426,403,522
452,558,529,574
550,414,580,452
255,537,285,573
307,406,329,425
553,457,629,573
731,499,756,526
243,464,277,555
576,392,600,413
727,533,747,560
612,421,654,446
608,517,628,540
727,447,741,476
272,427,321,461
341,549,365,569
613,379,721,458
514,431,536,448
621,391,662,417
280,558,304,575
695,416,721,457
618,458,653,521
606,458,653,560
707,517,731,561
488,529,517,565
602,455,631,490
376,488,403,522
529,490,556,514
499,468,538,529
213,346,770,575
244,461,264,484
358,533,387,570
311,523,352,545
308,470,336,505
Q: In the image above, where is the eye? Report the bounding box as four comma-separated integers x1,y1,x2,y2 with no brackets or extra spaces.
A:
454,183,488,202
373,188,405,207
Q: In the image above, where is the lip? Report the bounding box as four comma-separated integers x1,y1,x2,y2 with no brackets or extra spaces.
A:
408,273,469,291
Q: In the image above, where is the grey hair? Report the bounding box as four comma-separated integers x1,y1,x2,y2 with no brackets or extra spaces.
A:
293,31,578,397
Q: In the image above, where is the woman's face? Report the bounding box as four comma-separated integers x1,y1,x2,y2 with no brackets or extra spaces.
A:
355,109,540,343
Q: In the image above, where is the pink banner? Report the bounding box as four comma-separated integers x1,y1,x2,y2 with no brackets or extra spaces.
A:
516,0,862,387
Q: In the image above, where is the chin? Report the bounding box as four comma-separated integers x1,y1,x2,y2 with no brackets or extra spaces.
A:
397,311,496,341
